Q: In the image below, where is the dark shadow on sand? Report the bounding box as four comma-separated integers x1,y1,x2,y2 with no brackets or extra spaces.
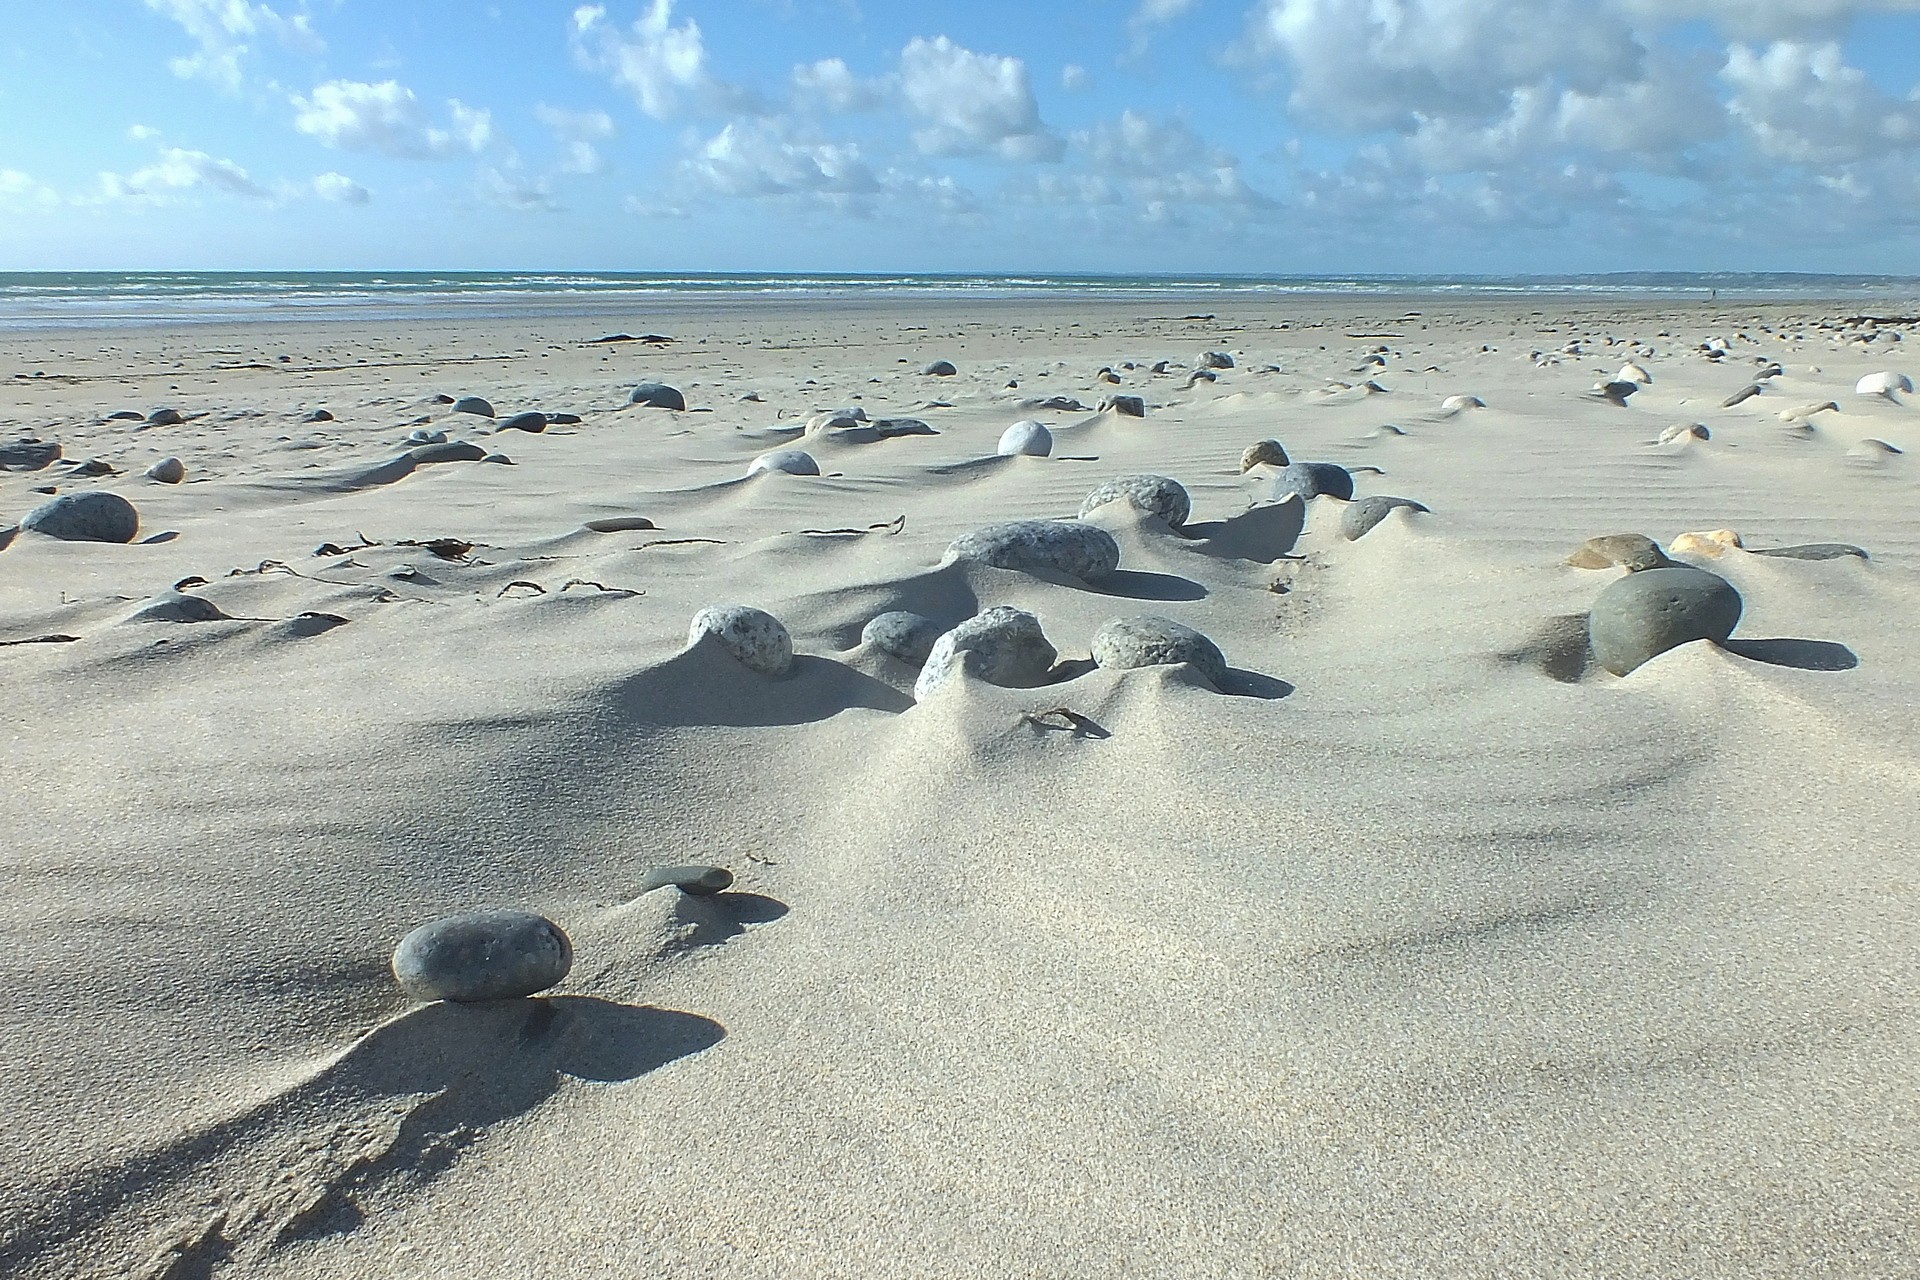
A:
615,645,915,728
1074,569,1209,601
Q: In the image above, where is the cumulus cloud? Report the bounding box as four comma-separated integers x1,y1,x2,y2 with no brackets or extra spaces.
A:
536,104,616,174
103,147,269,200
1723,40,1920,162
1030,112,1270,220
571,1,710,119
479,167,562,212
899,36,1064,161
291,80,493,159
1060,64,1091,91
685,119,879,198
791,57,881,112
0,169,59,206
1618,0,1920,40
311,171,370,204
142,0,322,91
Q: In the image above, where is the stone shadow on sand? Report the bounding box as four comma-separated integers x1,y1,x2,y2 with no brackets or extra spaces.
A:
1722,638,1859,672
615,645,915,728
1072,569,1209,602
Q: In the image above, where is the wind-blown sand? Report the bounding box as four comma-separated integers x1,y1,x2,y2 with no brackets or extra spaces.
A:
1,297,1917,1278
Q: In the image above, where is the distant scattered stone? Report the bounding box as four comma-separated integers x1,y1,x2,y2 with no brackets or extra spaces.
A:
997,420,1052,457
1751,543,1869,562
21,491,139,543
303,409,334,423
1019,396,1089,412
404,428,448,446
1589,565,1743,676
130,592,228,623
1090,615,1227,687
391,909,573,1003
1341,495,1428,541
65,459,116,477
498,411,548,433
1722,384,1762,408
583,516,657,533
1239,439,1289,472
1669,528,1743,558
862,610,943,664
1270,461,1353,502
1848,438,1902,459
1442,394,1485,411
481,454,513,465
106,411,143,422
1592,380,1638,406
1567,533,1674,572
546,413,582,425
280,611,349,637
871,418,937,438
688,604,793,676
450,397,495,418
1080,474,1191,528
1778,401,1839,423
748,449,820,477
947,519,1120,582
921,360,958,377
639,865,734,896
146,409,184,427
0,440,61,471
145,456,185,484
1659,423,1709,444
914,606,1057,700
1102,394,1146,417
628,382,687,410
408,441,487,464
1200,351,1234,369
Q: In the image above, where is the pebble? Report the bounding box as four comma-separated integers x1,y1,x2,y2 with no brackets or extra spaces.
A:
1855,371,1912,398
1617,362,1652,385
1848,438,1902,459
1102,394,1146,417
1722,384,1762,408
1080,474,1191,528
450,397,495,418
0,440,61,471
391,909,573,1003
146,409,184,426
146,457,186,484
861,610,944,664
747,449,820,477
498,411,548,433
639,865,734,896
1200,351,1235,369
1592,380,1638,405
1239,439,1289,472
1567,533,1674,571
996,420,1053,457
1090,615,1228,686
1778,401,1839,423
914,606,1057,700
946,519,1121,582
583,516,657,533
106,411,144,422
130,592,229,623
1442,395,1485,411
1269,461,1353,502
1019,396,1088,412
1659,423,1709,444
409,441,487,464
1751,543,1869,562
629,382,687,410
303,409,334,422
1669,528,1742,557
20,491,139,543
921,360,958,377
1588,566,1743,676
547,413,583,425
404,429,448,446
1341,495,1428,541
688,604,793,676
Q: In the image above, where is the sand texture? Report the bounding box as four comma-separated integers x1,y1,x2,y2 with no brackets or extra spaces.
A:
1,298,1917,1278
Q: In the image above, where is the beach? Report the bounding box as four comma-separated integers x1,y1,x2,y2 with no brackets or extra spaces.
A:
2,291,1917,1278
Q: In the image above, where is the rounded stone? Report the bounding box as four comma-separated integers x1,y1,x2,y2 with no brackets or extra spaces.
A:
1855,371,1912,397
408,441,487,464
21,491,139,543
0,440,61,471
688,605,793,676
1588,566,1743,676
1341,496,1428,541
639,865,734,896
146,408,184,426
498,411,548,433
1090,615,1228,686
1102,394,1146,417
747,449,820,477
1200,351,1235,369
1239,439,1289,472
1442,394,1485,411
391,909,572,1003
1273,462,1354,502
946,519,1121,582
914,606,1057,701
629,382,687,410
130,592,228,623
861,610,943,664
404,429,448,445
997,420,1052,457
1659,423,1709,445
921,360,958,377
1567,533,1674,572
450,397,495,418
146,457,186,484
1079,474,1191,528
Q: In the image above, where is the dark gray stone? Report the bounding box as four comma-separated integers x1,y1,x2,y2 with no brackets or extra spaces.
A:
404,428,449,446
861,611,943,664
1589,566,1743,676
450,397,495,417
130,592,228,623
1090,615,1227,687
146,457,186,484
688,604,793,676
915,606,1057,700
303,409,334,422
639,865,734,896
583,516,657,533
547,413,583,425
498,411,548,433
1239,440,1288,472
1201,351,1235,369
629,383,687,410
146,409,184,426
921,360,958,377
1270,462,1353,502
0,440,61,471
1341,496,1428,541
947,519,1121,583
106,411,144,422
1018,396,1089,412
1102,394,1146,417
1080,474,1191,528
391,909,572,1003
408,441,487,464
20,491,139,543
1752,543,1869,562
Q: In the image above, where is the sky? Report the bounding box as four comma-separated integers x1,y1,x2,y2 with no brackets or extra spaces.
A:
1,0,1919,275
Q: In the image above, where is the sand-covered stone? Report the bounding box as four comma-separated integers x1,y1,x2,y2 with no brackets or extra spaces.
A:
21,491,139,543
914,606,1057,700
629,382,687,410
639,865,734,896
1341,496,1428,541
1239,439,1289,472
946,520,1120,582
391,909,572,1003
404,429,448,446
409,441,486,464
862,611,943,664
748,449,820,477
1102,394,1146,417
1270,462,1353,502
921,360,957,377
146,457,186,484
688,604,793,676
997,420,1052,457
1659,423,1709,444
1855,371,1912,398
1090,615,1227,686
450,396,495,418
1751,543,1869,562
1588,566,1743,676
146,408,184,426
130,592,228,623
1442,394,1485,411
1567,534,1674,572
1080,474,1190,528
1201,351,1234,369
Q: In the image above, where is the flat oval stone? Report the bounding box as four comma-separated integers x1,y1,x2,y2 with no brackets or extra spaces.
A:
130,592,228,623
639,865,734,896
997,420,1052,457
1442,394,1485,411
688,604,793,676
408,441,487,464
629,382,687,410
498,411,548,433
583,516,657,533
391,909,572,1003
1080,474,1190,528
747,449,820,477
146,457,186,484
1589,566,1743,676
21,491,139,543
450,397,495,418
1271,462,1353,502
1752,543,1869,562
862,610,943,664
947,519,1120,582
1239,439,1289,472
1090,615,1227,687
1567,533,1674,572
1341,495,1428,541
914,606,1057,700
921,360,957,377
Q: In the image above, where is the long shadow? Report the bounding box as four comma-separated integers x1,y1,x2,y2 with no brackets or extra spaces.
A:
1723,638,1859,671
1218,669,1294,699
613,644,914,728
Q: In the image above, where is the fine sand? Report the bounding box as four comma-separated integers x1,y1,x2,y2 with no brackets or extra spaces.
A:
1,296,1917,1278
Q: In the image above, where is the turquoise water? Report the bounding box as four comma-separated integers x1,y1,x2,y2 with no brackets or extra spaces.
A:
2,271,1916,329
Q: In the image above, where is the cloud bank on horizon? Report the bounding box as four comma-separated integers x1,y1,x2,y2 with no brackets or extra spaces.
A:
0,0,1917,272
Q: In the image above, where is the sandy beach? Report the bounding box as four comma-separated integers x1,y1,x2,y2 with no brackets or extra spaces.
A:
2,294,1917,1278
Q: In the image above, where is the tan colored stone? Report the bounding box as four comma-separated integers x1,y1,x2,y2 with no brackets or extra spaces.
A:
1669,528,1744,558
1567,533,1675,572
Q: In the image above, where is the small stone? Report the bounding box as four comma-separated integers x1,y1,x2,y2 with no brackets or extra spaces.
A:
0,440,61,471
146,409,184,426
688,605,793,676
408,441,487,464
628,382,687,410
1848,438,1902,458
1341,496,1428,541
1617,362,1652,385
1778,401,1839,423
547,413,583,425
20,491,139,543
303,409,334,423
404,428,448,446
946,520,1121,582
997,420,1053,457
146,457,186,484
1722,384,1762,408
583,516,657,533
1201,351,1235,369
747,449,820,477
391,909,572,1003
921,360,958,377
639,865,734,896
1659,423,1709,444
1588,566,1743,676
481,454,513,464
1442,394,1485,411
130,592,228,623
450,397,495,418
498,411,548,433
1090,615,1227,687
1669,528,1743,558
1855,370,1912,398
1269,462,1353,502
1080,474,1191,528
1751,543,1869,562
65,459,116,477
106,410,144,422
1567,534,1675,572
914,606,1057,700
1239,440,1289,472
871,418,937,438
1102,394,1146,417
861,611,943,664
1019,396,1089,412
1592,380,1638,405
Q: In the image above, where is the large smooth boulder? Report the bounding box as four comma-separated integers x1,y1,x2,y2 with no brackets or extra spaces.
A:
1079,474,1190,528
391,909,572,1003
1341,496,1427,541
20,491,139,543
1090,616,1227,687
914,606,1057,700
688,605,793,676
629,383,687,410
946,520,1120,583
1588,566,1743,676
997,420,1052,457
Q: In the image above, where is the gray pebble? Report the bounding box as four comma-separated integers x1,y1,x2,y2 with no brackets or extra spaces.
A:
303,409,334,422
391,909,572,1003
1200,351,1235,369
861,610,943,664
1589,566,1743,676
106,410,144,422
629,382,687,410
1341,495,1428,541
450,397,495,418
0,440,61,471
1102,394,1146,417
1752,543,1869,562
997,420,1053,457
130,592,228,623
688,604,793,676
1080,474,1191,528
748,449,820,477
947,519,1121,582
498,411,548,433
408,441,487,464
1567,534,1674,572
146,457,186,484
404,428,449,446
21,491,139,543
1090,615,1228,687
583,516,656,533
146,409,184,426
921,360,958,377
639,865,734,896
1239,439,1289,472
914,606,1057,700
1269,462,1353,502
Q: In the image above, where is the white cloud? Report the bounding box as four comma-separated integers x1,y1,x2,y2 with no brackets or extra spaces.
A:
1619,0,1920,40
311,171,370,204
479,167,562,212
0,170,59,206
291,80,493,159
571,1,709,119
1723,40,1920,162
127,124,162,143
1068,112,1271,215
1060,64,1091,91
899,36,1063,161
1135,0,1201,23
104,147,269,200
792,57,880,112
536,104,616,174
142,0,322,91
685,119,878,198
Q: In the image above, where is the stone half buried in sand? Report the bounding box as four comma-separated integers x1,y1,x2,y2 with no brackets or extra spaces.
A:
391,909,573,1003
1588,565,1743,677
0,439,61,471
914,606,1057,701
945,519,1120,583
1441,394,1485,412
145,456,186,484
497,411,548,433
1200,351,1234,369
861,610,944,665
450,396,495,418
748,449,820,478
1658,423,1709,445
1855,370,1913,398
20,491,140,544
1090,615,1228,688
1101,394,1146,417
407,441,487,465
997,420,1052,457
1239,439,1289,472
1262,462,1353,503
1079,474,1191,529
1340,496,1428,542
629,382,687,410
687,604,793,677
921,360,958,377
127,592,229,624
1567,534,1675,572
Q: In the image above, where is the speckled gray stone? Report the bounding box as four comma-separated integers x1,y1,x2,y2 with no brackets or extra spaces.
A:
498,411,548,433
391,909,572,1003
1271,462,1353,502
1200,351,1235,369
450,397,495,418
146,457,186,484
1239,439,1288,472
0,440,60,471
914,606,1057,700
130,592,228,623
747,449,820,477
628,383,687,410
1589,566,1743,676
946,520,1121,582
1102,394,1146,417
639,865,734,896
1079,474,1191,528
997,420,1052,456
1090,615,1228,687
688,604,793,676
921,360,958,377
20,491,139,543
1341,496,1428,541
862,611,944,664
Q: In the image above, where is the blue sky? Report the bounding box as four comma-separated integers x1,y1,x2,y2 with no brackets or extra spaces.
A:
2,0,1918,274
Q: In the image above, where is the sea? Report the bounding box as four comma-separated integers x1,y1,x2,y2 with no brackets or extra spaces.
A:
1,271,1916,330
